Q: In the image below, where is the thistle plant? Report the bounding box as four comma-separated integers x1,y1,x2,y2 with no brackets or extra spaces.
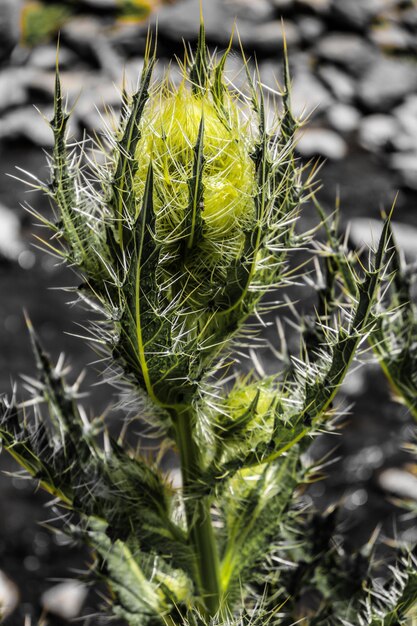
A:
1,22,417,626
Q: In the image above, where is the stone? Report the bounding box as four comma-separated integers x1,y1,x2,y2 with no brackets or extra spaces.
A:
295,0,331,13
0,0,21,64
358,57,417,112
330,0,385,30
260,60,284,93
296,127,348,159
0,571,19,620
327,103,360,133
317,64,355,103
107,21,149,55
0,68,29,113
358,114,398,151
0,107,54,147
348,218,417,261
238,20,301,53
271,0,295,9
225,0,276,22
154,0,232,45
390,153,417,191
22,70,56,102
81,0,118,7
296,16,325,44
0,204,25,261
402,6,417,30
41,581,88,620
62,16,123,80
74,78,122,132
378,468,417,501
315,34,376,77
392,96,417,151
290,70,333,118
30,44,76,70
155,0,299,51
370,23,413,51
226,54,257,96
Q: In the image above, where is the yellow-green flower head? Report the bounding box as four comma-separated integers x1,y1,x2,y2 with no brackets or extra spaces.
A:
227,381,276,421
134,83,255,243
219,379,277,452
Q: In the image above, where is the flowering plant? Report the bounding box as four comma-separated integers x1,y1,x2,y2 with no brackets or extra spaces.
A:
1,21,416,626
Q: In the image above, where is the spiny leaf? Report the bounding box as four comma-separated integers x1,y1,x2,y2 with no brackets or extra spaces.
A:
184,115,205,252
117,163,195,406
110,53,155,247
88,518,171,625
220,449,300,599
190,19,209,95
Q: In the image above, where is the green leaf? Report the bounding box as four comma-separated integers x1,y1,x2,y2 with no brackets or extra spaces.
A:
220,449,300,598
88,518,171,625
184,116,205,252
190,19,209,96
117,163,195,406
110,53,155,246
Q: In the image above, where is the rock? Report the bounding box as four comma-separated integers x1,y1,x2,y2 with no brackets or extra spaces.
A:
342,367,366,396
327,103,360,133
74,78,122,132
106,20,149,55
62,15,102,55
392,96,417,151
260,60,284,91
30,44,77,70
0,204,25,261
155,0,232,45
295,0,332,13
237,20,301,53
315,34,376,77
156,0,300,50
41,581,88,620
22,69,56,102
81,0,119,7
225,0,276,22
167,467,182,489
62,16,123,80
0,68,29,113
370,23,414,51
296,127,348,159
402,6,417,29
348,218,417,261
378,468,417,501
390,153,417,191
330,0,385,30
358,57,417,112
318,64,355,103
359,114,398,151
271,0,295,9
0,107,54,147
225,53,256,95
0,0,21,64
0,571,19,620
296,16,325,44
290,70,333,118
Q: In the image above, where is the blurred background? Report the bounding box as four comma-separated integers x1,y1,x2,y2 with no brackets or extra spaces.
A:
0,0,417,623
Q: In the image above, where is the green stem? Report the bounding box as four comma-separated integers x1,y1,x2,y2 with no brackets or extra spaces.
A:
174,406,221,617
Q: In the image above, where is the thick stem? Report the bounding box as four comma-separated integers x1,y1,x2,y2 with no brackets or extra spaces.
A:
175,407,221,617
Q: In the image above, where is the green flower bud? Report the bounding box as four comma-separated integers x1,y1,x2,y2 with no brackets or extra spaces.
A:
135,85,255,237
133,75,257,310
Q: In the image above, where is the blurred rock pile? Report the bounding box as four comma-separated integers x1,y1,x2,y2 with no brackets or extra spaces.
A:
0,0,416,177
